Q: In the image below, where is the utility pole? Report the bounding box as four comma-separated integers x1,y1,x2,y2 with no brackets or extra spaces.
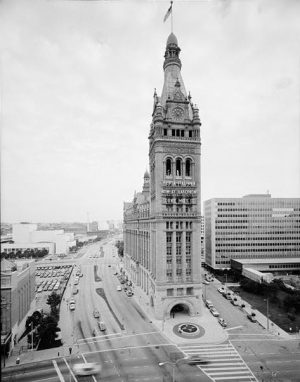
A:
266,298,269,331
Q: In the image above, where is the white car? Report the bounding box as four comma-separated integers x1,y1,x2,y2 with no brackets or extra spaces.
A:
117,286,122,291
73,362,101,376
69,302,76,311
218,287,225,294
210,307,220,317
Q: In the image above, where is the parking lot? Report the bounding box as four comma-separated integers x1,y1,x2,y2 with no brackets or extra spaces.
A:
35,264,73,313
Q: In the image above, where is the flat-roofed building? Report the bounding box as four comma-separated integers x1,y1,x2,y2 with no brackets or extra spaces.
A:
1,259,35,356
204,194,300,270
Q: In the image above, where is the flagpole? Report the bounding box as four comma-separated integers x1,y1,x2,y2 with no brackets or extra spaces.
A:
171,1,173,33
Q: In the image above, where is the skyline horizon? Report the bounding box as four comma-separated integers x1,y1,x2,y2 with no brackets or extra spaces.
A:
1,0,299,223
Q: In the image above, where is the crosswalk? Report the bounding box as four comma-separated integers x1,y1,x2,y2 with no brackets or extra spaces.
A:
178,342,258,382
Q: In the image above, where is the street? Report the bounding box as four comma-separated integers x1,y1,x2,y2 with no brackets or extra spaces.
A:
2,239,300,382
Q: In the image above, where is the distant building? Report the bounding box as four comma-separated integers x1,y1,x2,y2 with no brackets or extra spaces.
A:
87,221,98,233
13,223,37,243
1,259,35,355
2,223,76,256
204,194,300,270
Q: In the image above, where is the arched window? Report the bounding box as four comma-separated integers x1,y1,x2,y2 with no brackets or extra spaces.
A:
166,158,172,176
176,158,182,176
185,159,191,177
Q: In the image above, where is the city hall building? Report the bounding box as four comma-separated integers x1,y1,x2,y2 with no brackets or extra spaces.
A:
204,194,300,271
123,33,202,320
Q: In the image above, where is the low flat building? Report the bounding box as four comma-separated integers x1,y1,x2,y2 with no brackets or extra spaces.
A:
231,257,300,273
2,223,76,256
204,194,300,270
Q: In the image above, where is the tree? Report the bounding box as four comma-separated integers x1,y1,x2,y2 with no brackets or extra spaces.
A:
46,292,61,317
115,241,124,257
37,314,61,349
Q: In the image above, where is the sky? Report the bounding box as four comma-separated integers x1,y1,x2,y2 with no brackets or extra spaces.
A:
1,0,300,224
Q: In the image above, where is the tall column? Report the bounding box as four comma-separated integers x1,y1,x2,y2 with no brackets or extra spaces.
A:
182,229,186,282
172,230,176,282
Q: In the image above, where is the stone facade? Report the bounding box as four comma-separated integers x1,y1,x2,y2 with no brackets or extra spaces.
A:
124,33,202,320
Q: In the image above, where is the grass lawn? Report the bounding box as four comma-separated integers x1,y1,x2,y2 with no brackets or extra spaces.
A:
231,286,300,333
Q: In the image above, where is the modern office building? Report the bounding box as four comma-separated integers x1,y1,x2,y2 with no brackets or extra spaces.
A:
204,194,300,270
123,33,202,320
1,259,35,356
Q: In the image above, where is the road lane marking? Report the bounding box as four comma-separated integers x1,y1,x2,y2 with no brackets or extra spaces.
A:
82,342,175,355
78,330,162,347
214,376,256,380
63,358,78,382
225,326,243,331
77,332,122,342
229,333,276,336
82,354,97,382
52,360,65,382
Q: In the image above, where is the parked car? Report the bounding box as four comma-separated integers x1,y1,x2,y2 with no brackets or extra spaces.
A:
205,300,214,309
98,321,106,331
69,302,76,311
247,313,257,323
126,291,133,297
218,318,227,327
202,281,209,285
73,362,101,376
117,286,122,291
218,287,225,294
210,307,220,317
93,309,100,318
231,298,239,306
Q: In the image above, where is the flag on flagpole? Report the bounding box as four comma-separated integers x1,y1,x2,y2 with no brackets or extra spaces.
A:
163,2,173,23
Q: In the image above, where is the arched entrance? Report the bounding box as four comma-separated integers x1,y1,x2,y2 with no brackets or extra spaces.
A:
170,303,190,318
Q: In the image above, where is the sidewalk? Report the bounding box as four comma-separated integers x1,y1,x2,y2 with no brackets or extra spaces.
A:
132,285,228,346
213,279,295,340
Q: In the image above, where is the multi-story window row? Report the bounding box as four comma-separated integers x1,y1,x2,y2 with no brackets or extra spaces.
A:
205,195,300,270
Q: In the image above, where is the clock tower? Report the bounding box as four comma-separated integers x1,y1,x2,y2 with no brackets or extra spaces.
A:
148,33,202,319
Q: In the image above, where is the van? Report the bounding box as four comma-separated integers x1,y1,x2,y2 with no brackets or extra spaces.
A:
98,321,106,331
205,300,214,309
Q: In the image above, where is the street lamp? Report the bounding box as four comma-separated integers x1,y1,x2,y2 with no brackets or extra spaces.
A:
159,361,176,382
159,357,197,382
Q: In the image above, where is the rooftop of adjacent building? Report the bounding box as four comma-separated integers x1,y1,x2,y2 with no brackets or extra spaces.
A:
204,194,300,203
1,258,35,274
232,257,300,265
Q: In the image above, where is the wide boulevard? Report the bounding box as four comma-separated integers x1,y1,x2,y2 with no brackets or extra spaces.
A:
2,237,210,382
2,237,300,382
